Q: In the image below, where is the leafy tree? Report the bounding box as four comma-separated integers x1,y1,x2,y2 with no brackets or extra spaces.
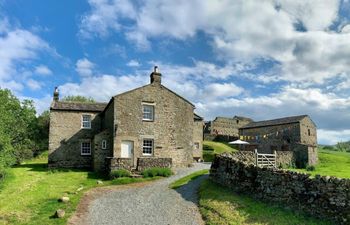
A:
62,95,95,103
36,110,50,153
335,141,350,152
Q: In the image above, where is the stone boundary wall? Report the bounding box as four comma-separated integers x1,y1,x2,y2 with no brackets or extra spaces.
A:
107,157,132,172
231,151,294,167
210,153,350,224
137,158,172,171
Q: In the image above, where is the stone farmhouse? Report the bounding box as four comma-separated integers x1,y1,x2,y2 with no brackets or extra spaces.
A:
239,115,318,167
204,116,253,141
48,67,204,172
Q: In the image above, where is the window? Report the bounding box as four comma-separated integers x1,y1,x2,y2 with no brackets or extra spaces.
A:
236,120,239,124
142,105,154,121
194,142,199,150
308,129,311,136
102,140,107,149
82,115,91,129
142,139,153,155
81,141,91,155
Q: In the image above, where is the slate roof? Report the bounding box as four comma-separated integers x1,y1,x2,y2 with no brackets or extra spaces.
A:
194,113,204,121
50,101,108,112
241,115,308,129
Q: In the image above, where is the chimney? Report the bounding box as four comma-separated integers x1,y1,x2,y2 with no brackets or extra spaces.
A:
53,87,59,101
150,66,161,84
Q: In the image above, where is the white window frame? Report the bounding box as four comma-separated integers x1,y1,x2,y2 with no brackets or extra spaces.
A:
81,114,92,129
81,141,91,155
142,104,154,121
142,139,153,156
102,140,107,149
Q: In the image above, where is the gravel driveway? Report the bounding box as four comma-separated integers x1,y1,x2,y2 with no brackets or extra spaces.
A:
84,163,210,225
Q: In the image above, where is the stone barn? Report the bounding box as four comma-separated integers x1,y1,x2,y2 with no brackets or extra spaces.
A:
239,115,318,167
48,67,203,172
204,116,253,141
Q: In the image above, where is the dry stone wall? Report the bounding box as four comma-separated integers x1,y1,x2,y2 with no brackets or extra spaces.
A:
210,153,350,224
137,158,172,172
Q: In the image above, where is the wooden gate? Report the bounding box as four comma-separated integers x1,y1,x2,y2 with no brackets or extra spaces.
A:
255,150,276,168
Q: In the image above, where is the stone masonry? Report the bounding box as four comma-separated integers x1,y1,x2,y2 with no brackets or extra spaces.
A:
211,153,350,224
48,67,203,172
239,115,318,167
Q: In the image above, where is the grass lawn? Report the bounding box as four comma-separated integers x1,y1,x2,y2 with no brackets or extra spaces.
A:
203,141,237,162
169,169,209,189
199,179,331,225
292,149,350,178
0,152,159,225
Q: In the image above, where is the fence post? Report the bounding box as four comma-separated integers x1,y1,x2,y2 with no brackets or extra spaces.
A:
274,150,277,168
255,149,258,166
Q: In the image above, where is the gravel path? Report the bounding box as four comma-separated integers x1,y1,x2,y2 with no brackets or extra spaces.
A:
86,163,211,225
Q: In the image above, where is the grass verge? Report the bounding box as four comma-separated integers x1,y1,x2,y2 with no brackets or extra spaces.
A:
203,141,237,162
292,149,350,178
199,179,331,225
0,151,160,225
169,169,209,189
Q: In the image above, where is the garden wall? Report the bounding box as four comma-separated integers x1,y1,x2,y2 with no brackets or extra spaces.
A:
210,153,350,224
136,158,172,172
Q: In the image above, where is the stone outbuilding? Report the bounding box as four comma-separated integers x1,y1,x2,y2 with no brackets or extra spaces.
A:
239,115,318,167
204,116,253,141
48,67,203,172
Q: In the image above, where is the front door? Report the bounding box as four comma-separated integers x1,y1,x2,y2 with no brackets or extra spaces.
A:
121,141,134,165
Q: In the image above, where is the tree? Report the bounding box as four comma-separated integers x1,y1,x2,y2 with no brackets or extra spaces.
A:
62,95,95,103
36,110,50,153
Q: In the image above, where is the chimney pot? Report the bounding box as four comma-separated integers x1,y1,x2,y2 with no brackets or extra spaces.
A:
53,87,59,101
150,66,161,84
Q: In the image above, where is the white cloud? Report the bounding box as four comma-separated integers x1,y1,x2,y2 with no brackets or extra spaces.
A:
127,59,140,67
205,83,243,99
27,79,42,90
79,0,136,39
80,0,348,85
75,58,94,77
0,17,49,93
34,65,52,75
318,129,350,145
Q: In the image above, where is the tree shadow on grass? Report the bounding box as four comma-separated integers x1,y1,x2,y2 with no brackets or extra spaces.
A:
174,174,209,205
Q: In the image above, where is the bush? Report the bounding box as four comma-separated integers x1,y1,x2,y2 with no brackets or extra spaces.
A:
203,144,214,151
110,169,131,179
306,165,316,171
141,167,172,178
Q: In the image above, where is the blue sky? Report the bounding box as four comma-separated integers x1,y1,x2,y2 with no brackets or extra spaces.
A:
1,0,350,145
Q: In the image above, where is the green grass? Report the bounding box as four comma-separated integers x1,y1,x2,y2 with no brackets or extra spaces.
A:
0,152,159,225
169,169,209,189
203,141,237,162
292,149,350,178
199,179,331,225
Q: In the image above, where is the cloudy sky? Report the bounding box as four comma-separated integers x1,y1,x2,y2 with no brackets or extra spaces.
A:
1,0,350,145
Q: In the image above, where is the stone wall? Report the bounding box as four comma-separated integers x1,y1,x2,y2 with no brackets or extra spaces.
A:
193,120,204,160
107,157,133,172
230,151,294,167
137,158,172,171
113,81,194,167
48,110,101,169
93,130,112,172
209,116,252,138
210,154,350,224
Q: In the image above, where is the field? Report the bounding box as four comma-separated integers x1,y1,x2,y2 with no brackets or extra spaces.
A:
293,149,350,178
203,141,237,162
0,152,157,225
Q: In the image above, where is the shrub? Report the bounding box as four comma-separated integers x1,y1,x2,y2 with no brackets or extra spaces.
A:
306,165,316,171
110,169,131,179
141,167,172,178
203,144,214,151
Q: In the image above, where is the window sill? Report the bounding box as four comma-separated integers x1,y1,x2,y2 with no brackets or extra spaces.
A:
81,127,92,129
142,119,154,122
81,153,92,156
